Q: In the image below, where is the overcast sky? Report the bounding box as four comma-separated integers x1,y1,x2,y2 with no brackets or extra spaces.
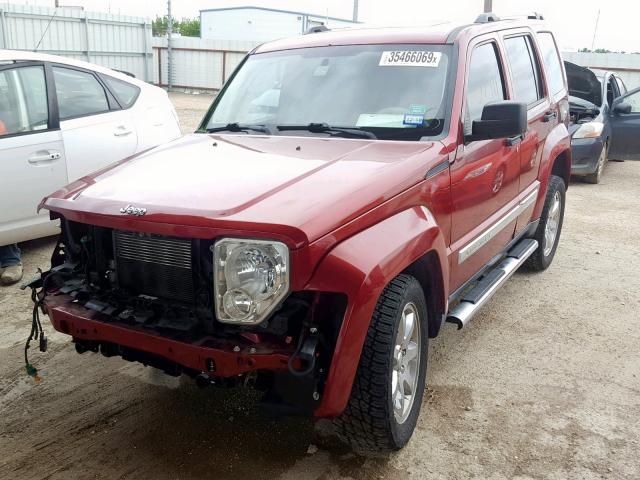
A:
19,0,640,52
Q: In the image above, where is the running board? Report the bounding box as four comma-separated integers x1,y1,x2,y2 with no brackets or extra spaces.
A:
446,239,538,329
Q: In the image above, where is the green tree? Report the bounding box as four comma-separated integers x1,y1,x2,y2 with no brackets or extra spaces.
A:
152,16,200,37
178,18,200,37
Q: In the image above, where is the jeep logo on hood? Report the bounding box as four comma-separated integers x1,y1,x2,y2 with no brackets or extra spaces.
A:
119,204,147,216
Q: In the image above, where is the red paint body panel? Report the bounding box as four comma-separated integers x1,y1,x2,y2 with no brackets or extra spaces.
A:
306,206,448,417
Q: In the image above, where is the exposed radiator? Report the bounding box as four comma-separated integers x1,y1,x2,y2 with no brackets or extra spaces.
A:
113,230,194,303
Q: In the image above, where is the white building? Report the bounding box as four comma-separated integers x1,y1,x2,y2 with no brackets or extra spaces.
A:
199,6,359,43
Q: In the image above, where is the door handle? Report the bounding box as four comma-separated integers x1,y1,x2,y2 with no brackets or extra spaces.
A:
28,151,62,165
114,126,133,137
542,110,557,122
506,134,524,147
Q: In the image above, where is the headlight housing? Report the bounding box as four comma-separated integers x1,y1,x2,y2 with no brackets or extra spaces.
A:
573,121,604,139
214,238,289,325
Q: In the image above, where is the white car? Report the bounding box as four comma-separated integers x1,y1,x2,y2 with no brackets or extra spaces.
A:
0,50,181,246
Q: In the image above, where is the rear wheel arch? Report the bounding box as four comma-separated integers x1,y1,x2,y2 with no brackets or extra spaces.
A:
551,149,571,188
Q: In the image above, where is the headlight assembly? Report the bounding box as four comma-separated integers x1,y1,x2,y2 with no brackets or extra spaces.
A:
214,238,289,325
573,121,604,139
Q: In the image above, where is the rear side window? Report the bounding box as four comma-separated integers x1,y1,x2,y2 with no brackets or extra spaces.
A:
102,75,140,108
537,32,565,95
53,67,109,120
504,35,544,105
465,42,506,132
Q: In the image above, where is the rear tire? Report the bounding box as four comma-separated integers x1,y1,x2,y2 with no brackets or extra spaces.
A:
583,142,608,184
335,274,428,452
526,175,566,271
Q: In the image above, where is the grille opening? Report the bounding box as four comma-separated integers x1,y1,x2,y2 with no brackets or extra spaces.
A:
113,230,195,303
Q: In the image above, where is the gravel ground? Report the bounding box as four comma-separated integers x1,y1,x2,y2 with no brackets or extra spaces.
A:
1,93,639,480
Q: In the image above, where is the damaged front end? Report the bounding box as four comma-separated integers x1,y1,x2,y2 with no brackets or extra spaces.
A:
33,217,347,415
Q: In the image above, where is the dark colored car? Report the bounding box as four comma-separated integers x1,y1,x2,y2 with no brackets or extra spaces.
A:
566,61,640,183
30,14,572,451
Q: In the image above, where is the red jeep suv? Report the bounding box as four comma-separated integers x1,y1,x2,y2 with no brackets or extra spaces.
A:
31,13,571,451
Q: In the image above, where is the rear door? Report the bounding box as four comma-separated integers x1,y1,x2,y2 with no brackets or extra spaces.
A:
52,65,138,180
610,87,640,160
0,62,68,245
502,33,550,233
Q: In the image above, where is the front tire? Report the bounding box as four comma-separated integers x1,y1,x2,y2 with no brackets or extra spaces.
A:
583,142,608,184
335,274,428,452
526,175,566,271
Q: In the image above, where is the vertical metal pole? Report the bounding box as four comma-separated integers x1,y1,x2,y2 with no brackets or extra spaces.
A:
84,14,91,62
142,21,150,82
0,10,7,49
483,0,492,13
222,51,227,86
167,0,173,91
352,0,359,22
591,9,600,51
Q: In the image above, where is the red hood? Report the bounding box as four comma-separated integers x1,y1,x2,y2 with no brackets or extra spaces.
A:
44,134,444,247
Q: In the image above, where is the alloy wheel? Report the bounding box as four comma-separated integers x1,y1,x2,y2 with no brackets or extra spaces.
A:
392,302,421,424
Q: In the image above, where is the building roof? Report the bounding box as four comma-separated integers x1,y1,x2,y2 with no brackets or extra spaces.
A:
199,6,359,24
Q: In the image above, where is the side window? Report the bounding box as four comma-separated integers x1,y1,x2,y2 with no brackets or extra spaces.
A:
616,76,628,94
0,66,49,137
623,90,640,113
504,35,544,105
53,66,109,120
466,42,506,134
536,32,565,95
101,75,140,108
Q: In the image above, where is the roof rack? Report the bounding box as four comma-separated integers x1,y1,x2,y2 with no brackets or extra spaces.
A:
475,11,544,24
475,12,500,23
304,25,330,35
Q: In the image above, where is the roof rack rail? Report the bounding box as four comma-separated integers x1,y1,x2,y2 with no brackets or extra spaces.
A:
304,25,330,35
527,12,544,20
475,12,500,23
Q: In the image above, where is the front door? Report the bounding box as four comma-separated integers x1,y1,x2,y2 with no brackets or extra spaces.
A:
610,87,640,160
449,39,520,291
0,63,68,245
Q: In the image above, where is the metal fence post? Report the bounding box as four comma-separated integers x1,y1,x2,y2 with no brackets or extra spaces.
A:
0,9,9,49
83,14,91,62
142,21,150,82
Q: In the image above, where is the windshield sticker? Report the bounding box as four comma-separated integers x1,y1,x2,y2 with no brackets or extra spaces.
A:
379,51,441,67
356,114,406,128
403,114,425,126
409,104,428,115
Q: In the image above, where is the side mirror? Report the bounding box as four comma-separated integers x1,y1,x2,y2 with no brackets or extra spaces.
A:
467,101,527,142
613,101,632,114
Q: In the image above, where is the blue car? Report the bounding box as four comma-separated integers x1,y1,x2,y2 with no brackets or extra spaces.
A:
565,61,640,183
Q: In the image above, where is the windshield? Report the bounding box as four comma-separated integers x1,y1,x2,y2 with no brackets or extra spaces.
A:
201,44,452,141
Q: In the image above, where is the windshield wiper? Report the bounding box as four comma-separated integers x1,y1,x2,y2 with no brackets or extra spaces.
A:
206,123,271,134
277,123,377,139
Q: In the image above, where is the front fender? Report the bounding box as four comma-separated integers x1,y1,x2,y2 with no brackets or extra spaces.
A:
305,206,448,417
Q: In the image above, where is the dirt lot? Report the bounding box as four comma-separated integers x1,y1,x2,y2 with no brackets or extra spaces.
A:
1,93,639,480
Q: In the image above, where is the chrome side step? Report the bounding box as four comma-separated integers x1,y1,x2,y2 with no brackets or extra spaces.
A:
446,239,538,329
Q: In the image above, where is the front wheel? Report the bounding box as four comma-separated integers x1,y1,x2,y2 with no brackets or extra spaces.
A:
584,141,608,184
526,175,566,271
335,274,428,452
